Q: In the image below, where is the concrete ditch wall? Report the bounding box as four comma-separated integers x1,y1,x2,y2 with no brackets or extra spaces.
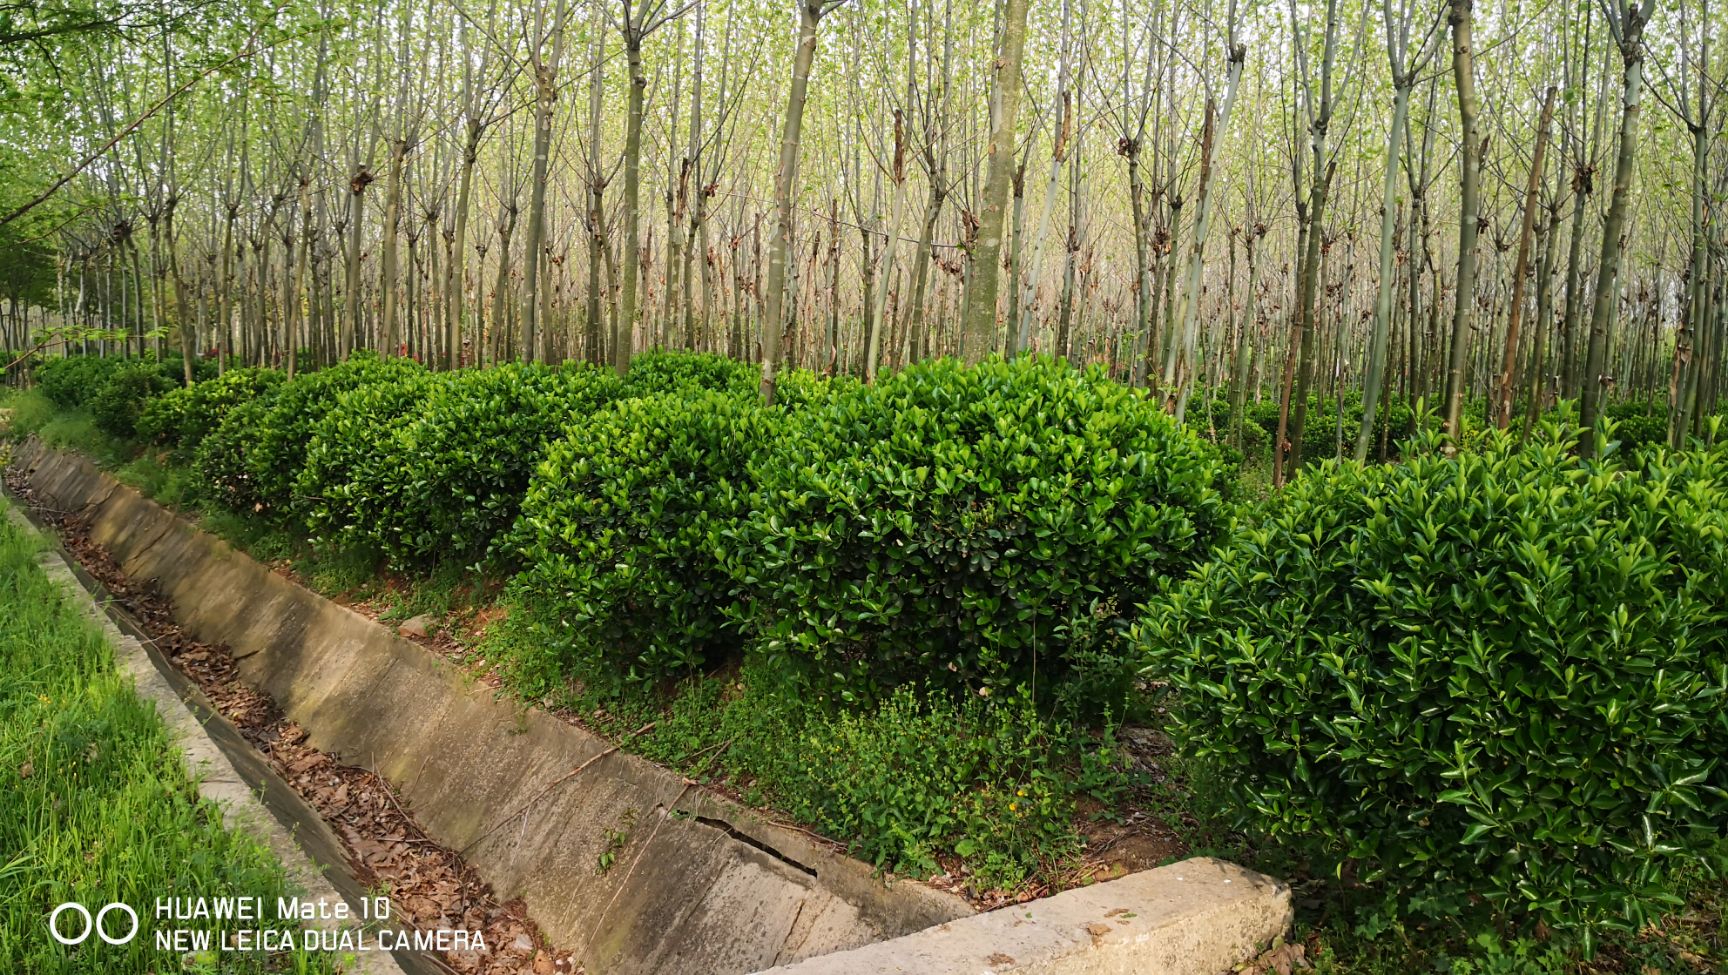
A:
8,439,970,975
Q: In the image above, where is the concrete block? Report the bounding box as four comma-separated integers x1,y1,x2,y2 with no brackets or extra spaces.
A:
752,857,1291,975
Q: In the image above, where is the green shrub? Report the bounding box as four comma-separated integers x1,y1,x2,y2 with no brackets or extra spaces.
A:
1245,395,1284,438
1200,395,1269,455
717,679,1114,891
620,350,755,397
296,361,442,547
1237,392,1418,466
736,355,1233,713
246,354,424,517
1605,399,1669,451
136,384,195,446
195,393,282,513
175,367,285,451
1137,425,1728,937
142,351,211,386
511,391,783,694
89,362,176,438
773,366,860,410
35,355,126,407
368,362,622,568
1297,391,1385,465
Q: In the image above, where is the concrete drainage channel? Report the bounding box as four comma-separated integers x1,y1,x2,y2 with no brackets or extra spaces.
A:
6,437,1292,975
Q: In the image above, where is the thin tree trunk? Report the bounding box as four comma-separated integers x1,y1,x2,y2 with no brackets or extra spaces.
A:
1443,0,1482,444
1357,80,1413,460
1581,4,1653,447
960,0,1030,361
865,111,907,383
1494,87,1556,428
523,0,568,365
618,16,648,374
758,1,827,404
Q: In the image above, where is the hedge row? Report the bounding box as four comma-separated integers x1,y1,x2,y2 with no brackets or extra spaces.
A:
29,350,1728,939
86,351,1230,715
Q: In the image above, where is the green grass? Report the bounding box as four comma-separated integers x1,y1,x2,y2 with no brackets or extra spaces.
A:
3,389,134,466
0,504,335,973
482,613,1131,894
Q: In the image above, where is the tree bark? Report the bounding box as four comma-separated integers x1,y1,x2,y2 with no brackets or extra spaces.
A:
1493,87,1556,428
959,0,1030,361
1580,3,1653,448
757,1,827,404
1443,0,1482,445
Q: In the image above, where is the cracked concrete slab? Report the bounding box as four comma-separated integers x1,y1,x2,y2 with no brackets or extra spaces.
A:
753,857,1292,975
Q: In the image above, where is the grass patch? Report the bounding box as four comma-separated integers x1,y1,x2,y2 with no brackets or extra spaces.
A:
112,453,198,509
4,390,133,466
490,619,1132,895
0,505,333,973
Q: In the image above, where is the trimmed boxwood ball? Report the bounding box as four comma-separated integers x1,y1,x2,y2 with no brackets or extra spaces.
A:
170,367,284,452
1604,399,1670,452
772,367,861,410
296,362,445,546
195,393,281,512
367,362,624,568
35,355,127,408
245,353,424,517
1136,425,1728,937
136,384,195,446
734,355,1234,712
89,363,177,438
512,391,785,695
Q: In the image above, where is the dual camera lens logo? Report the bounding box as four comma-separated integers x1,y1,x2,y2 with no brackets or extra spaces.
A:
49,902,140,946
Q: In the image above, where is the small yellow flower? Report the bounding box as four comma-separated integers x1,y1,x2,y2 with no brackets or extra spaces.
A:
1008,802,1018,812
1016,788,1027,797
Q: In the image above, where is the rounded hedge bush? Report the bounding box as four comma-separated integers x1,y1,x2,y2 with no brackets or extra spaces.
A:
511,391,784,694
173,368,285,452
35,355,127,408
195,393,281,512
1238,392,1419,464
735,355,1233,712
245,354,425,517
136,385,196,446
1137,426,1728,936
772,367,860,411
89,363,176,438
296,363,444,548
367,362,623,568
1604,399,1669,452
